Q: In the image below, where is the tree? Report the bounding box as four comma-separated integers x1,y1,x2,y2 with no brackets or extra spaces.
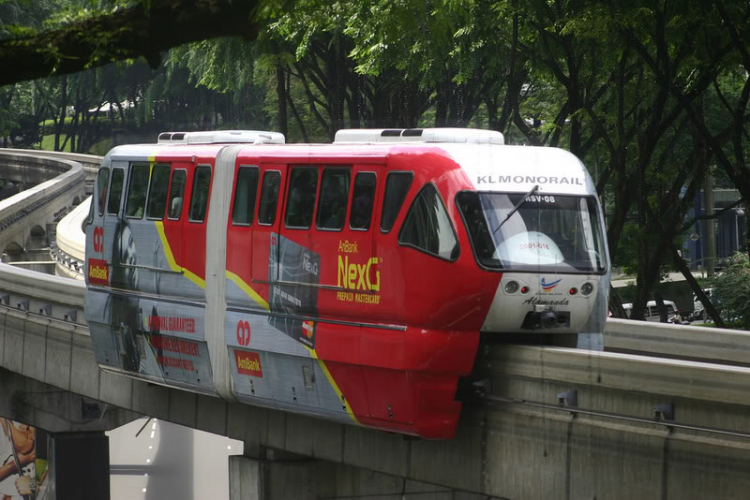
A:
0,0,273,86
708,252,750,329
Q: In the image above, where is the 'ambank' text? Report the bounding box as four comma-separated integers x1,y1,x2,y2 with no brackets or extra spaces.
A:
88,259,109,285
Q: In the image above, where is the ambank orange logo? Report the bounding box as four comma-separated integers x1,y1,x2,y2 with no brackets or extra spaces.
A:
88,258,109,285
236,350,263,377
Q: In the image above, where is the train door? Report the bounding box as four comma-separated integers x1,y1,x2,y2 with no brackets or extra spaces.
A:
311,165,380,422
266,164,323,409
86,161,132,375
224,161,274,403
225,163,260,306
365,168,415,424
250,164,286,293
101,160,162,376
371,169,414,320
181,163,212,291
314,165,380,318
159,162,189,282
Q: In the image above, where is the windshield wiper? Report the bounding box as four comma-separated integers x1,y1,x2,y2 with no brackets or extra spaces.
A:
492,185,539,235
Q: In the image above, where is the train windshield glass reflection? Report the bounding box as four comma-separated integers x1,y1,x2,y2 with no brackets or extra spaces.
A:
458,192,606,273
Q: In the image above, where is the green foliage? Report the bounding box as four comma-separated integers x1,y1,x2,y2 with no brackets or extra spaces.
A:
166,38,257,94
708,253,750,330
0,0,748,315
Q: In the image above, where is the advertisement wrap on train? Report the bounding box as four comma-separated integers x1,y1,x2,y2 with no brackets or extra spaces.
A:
83,128,611,439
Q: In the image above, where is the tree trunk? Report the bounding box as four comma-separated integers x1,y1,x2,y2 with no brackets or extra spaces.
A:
434,81,448,127
276,64,288,137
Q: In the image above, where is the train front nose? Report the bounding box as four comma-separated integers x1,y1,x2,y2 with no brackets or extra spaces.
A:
480,274,598,334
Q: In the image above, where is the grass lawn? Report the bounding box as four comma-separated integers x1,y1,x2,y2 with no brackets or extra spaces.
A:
40,134,76,152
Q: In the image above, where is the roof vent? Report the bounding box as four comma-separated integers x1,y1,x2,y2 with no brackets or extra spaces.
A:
334,128,503,145
157,130,285,145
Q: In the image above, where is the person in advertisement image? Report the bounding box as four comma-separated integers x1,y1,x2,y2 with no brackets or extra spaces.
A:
268,234,319,349
107,219,142,372
0,419,46,500
103,219,208,384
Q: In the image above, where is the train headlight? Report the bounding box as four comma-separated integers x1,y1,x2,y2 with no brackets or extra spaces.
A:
504,281,519,294
581,282,595,296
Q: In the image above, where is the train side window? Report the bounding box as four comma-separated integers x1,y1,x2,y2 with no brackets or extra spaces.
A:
350,172,376,230
285,166,318,229
167,170,186,220
399,184,459,261
232,166,260,226
189,166,212,222
380,171,413,233
107,168,124,215
258,171,281,225
316,167,350,230
146,164,170,219
95,168,110,217
125,164,150,218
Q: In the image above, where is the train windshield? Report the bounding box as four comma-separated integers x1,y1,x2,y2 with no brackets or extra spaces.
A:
457,192,607,273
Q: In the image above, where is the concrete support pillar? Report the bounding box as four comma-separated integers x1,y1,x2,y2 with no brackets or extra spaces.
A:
229,451,483,500
48,431,109,500
229,456,263,500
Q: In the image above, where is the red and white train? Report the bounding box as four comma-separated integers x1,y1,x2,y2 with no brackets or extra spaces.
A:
84,128,610,439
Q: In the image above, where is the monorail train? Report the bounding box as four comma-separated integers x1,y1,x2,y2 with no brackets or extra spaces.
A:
83,128,610,439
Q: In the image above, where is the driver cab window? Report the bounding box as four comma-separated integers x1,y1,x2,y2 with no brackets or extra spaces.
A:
399,184,459,261
94,167,109,219
96,168,109,217
107,169,124,215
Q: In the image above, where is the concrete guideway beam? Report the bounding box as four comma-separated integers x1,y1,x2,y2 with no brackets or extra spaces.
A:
0,368,137,434
0,264,86,324
491,344,750,408
0,151,88,282
229,454,488,500
3,304,750,497
605,317,750,365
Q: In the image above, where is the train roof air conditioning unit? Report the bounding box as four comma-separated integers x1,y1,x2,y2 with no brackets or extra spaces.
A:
334,128,504,145
157,130,285,145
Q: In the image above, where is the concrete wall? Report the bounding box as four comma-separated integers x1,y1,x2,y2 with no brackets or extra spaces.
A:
3,302,750,498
